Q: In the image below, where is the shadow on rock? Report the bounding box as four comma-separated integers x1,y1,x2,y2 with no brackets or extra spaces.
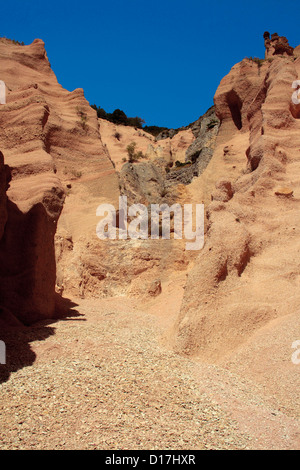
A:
0,295,84,384
53,293,85,322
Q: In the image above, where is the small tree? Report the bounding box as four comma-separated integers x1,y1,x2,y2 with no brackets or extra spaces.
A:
110,109,128,125
127,116,145,129
127,142,137,162
126,142,146,163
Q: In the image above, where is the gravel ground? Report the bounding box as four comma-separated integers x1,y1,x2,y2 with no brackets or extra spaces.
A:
0,297,299,450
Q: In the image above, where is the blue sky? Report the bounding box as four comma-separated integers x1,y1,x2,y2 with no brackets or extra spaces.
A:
1,0,299,128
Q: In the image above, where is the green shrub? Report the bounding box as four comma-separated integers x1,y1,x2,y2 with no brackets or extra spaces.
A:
143,125,169,137
90,104,145,129
248,57,265,67
91,104,107,119
126,142,146,163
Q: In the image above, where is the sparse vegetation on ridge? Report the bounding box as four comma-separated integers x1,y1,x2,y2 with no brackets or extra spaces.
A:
91,105,145,129
0,37,25,45
143,125,169,137
90,104,171,137
247,57,265,67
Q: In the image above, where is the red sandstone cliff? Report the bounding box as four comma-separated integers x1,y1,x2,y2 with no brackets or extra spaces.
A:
0,38,119,323
173,34,300,364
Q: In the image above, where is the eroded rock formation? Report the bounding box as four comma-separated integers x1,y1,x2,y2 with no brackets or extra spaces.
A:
0,44,67,324
264,32,294,58
0,163,64,324
0,38,117,322
173,33,300,361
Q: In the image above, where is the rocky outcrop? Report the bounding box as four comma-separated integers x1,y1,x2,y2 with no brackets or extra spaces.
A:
166,162,198,185
99,118,195,171
155,128,178,141
154,108,220,178
185,106,220,173
0,38,69,324
162,108,220,185
0,38,119,319
0,166,64,324
214,59,265,136
119,160,170,206
96,109,219,297
173,34,300,361
264,32,294,58
0,146,64,325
